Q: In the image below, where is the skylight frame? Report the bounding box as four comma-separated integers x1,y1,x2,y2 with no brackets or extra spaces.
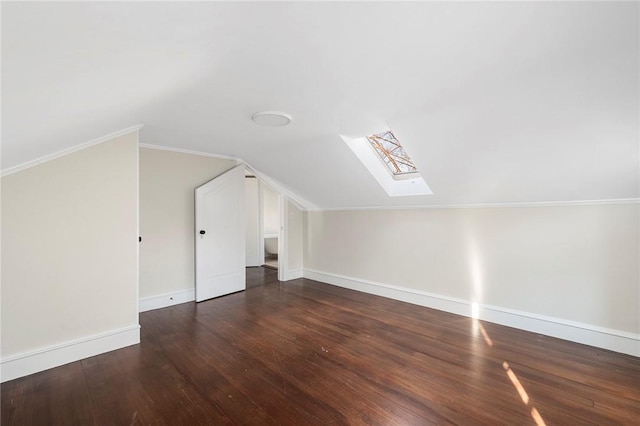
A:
366,130,418,178
341,129,432,197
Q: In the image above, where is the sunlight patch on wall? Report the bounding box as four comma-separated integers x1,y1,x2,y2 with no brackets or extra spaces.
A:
468,238,484,312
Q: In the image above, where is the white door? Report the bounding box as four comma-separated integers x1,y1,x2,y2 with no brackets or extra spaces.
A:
195,165,246,302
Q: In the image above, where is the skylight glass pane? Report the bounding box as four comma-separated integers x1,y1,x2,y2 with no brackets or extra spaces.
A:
366,130,417,175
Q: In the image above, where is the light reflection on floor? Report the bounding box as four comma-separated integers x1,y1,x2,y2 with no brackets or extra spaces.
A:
474,319,547,426
478,322,493,347
503,362,530,405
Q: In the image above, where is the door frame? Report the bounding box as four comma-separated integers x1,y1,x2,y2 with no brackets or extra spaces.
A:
277,194,287,281
243,167,290,281
257,180,265,267
244,175,264,267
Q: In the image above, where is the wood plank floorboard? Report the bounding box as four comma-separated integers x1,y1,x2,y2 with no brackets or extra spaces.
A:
2,267,639,425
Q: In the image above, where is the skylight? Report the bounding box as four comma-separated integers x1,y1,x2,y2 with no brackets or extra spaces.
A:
366,130,417,176
341,128,432,197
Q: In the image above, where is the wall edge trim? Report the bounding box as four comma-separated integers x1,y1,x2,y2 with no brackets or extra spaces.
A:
139,143,238,161
2,125,145,176
283,268,304,281
307,198,640,212
139,289,195,313
303,269,640,357
1,324,141,382
138,143,317,211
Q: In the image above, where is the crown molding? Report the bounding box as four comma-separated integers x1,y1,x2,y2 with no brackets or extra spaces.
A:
307,198,640,212
242,160,318,212
2,125,144,177
139,143,238,161
139,144,317,211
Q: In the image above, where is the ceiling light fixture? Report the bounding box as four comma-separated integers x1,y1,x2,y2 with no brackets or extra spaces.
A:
251,111,292,127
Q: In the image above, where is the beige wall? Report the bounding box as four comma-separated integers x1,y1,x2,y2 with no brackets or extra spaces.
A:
1,133,139,356
139,148,236,298
287,201,304,272
304,204,639,334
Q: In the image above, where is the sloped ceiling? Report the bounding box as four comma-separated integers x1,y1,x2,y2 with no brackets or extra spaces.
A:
3,2,638,209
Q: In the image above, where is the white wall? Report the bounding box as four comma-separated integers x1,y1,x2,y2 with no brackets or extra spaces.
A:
1,132,140,380
276,199,304,281
139,148,236,302
245,177,261,267
263,184,279,235
287,201,304,274
304,204,639,353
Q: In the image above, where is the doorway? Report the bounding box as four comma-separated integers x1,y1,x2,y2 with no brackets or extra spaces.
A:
262,182,279,270
244,170,285,275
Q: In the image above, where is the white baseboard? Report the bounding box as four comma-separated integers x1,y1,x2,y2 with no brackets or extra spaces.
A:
286,268,304,281
303,269,640,357
1,324,140,383
139,288,195,313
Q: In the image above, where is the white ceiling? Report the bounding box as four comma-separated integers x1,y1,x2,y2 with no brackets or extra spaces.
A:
3,2,638,209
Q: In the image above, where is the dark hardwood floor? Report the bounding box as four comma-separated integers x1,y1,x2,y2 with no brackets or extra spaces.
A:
3,267,639,425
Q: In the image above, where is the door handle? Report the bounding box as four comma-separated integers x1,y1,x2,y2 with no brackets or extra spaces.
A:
199,230,206,235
